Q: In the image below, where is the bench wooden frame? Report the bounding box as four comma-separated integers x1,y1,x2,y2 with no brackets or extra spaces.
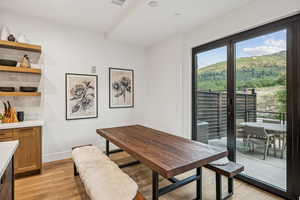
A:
72,144,146,200
206,161,244,200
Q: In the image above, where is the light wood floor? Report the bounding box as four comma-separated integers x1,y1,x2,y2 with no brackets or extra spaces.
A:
15,152,284,200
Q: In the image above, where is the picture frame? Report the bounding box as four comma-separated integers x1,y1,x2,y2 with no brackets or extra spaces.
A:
109,68,134,108
65,73,98,120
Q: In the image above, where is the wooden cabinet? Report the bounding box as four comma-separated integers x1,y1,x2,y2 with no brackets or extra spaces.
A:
13,127,42,175
0,129,13,140
0,127,42,176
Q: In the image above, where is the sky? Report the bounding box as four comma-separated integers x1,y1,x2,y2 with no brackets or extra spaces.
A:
197,29,287,68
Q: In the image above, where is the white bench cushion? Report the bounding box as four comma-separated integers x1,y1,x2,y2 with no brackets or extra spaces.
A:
72,146,138,200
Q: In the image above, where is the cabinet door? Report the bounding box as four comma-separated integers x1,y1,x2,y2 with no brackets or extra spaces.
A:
13,127,41,174
0,137,13,142
0,129,13,140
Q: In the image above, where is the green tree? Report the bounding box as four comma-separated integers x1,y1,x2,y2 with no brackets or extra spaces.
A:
276,89,286,113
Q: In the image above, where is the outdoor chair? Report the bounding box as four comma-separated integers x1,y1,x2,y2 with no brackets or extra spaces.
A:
236,119,247,148
263,119,286,159
244,126,275,160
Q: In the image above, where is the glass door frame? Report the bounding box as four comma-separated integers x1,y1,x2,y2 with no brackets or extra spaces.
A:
192,14,300,200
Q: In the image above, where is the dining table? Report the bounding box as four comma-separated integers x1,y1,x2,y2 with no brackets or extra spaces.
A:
97,125,228,200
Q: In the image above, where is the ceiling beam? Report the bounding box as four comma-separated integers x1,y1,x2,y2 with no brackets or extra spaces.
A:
104,0,145,38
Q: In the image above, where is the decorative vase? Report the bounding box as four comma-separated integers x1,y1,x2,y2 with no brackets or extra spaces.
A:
2,101,18,123
0,25,10,41
17,34,28,43
20,55,31,68
7,34,16,42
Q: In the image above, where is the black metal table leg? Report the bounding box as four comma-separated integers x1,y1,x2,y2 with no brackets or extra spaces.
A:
105,140,140,169
215,173,234,200
119,160,141,169
106,140,110,156
228,177,233,194
153,171,159,200
196,167,202,200
216,173,222,200
152,168,203,199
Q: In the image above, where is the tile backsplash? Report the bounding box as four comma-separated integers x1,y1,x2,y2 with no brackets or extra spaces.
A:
0,71,42,121
0,47,41,64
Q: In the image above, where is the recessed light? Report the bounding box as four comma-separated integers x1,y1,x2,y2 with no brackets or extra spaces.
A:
112,0,126,6
148,0,158,7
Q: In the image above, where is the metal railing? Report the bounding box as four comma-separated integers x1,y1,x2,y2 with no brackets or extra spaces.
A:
246,110,286,124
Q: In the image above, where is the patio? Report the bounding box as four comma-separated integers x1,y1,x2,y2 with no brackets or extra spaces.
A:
209,137,286,189
196,89,287,190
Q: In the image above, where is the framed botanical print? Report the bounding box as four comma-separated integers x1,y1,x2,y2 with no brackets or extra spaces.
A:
109,68,134,108
65,73,98,120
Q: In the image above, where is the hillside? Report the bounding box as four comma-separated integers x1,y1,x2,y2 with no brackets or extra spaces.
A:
198,51,286,91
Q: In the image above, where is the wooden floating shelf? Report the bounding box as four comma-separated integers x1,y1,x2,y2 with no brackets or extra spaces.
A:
0,40,41,53
0,92,41,96
0,66,41,74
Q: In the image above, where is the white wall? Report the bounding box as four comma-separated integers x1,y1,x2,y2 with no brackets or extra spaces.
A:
0,11,147,162
144,35,184,136
145,0,300,139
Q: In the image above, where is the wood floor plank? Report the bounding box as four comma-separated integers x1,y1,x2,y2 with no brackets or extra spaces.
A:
15,153,283,200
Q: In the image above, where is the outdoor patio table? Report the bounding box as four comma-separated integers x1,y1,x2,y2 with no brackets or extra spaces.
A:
240,122,286,158
240,122,286,133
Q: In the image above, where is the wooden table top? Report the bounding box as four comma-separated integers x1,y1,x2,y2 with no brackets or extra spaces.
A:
97,125,228,178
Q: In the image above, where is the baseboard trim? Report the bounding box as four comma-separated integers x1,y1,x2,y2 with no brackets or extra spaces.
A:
43,151,71,163
42,143,118,163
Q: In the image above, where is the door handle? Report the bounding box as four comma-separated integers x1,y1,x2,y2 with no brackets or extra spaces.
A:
228,98,233,116
229,98,233,106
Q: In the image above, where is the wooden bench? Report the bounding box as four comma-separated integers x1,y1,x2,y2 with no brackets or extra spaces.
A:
206,161,244,200
72,145,145,200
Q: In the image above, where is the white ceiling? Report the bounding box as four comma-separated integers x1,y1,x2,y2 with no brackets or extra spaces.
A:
0,0,252,47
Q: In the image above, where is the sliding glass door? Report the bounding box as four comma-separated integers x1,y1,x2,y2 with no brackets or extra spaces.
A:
193,46,228,148
235,30,287,190
192,14,300,200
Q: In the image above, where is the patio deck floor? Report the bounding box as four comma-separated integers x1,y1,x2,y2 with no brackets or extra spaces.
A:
209,137,286,190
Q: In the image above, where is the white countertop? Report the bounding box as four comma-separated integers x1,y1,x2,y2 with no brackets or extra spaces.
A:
0,141,19,179
0,120,44,130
